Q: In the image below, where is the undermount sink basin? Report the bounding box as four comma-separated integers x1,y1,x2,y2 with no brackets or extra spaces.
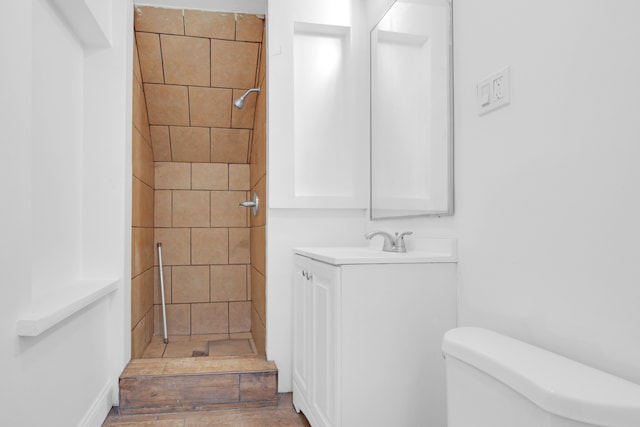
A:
294,239,457,265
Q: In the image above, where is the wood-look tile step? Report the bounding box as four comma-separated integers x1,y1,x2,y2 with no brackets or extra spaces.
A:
119,356,278,415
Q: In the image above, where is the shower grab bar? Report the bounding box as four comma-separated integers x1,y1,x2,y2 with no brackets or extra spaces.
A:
157,243,169,344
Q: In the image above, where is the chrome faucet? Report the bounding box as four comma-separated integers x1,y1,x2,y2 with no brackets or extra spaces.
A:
364,230,413,253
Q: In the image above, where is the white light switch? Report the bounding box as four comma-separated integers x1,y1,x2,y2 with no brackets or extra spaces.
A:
477,66,511,115
480,83,490,106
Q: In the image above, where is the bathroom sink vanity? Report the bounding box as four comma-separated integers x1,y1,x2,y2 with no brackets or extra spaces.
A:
292,241,457,427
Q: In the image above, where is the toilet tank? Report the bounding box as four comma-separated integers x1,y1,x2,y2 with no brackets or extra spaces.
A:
442,327,640,427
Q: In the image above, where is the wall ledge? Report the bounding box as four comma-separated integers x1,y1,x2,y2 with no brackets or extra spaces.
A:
17,278,119,337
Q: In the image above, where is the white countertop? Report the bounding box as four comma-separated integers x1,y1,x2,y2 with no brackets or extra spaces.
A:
294,238,457,265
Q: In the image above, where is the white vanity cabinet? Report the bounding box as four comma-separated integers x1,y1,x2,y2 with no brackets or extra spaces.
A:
292,246,457,427
293,255,341,427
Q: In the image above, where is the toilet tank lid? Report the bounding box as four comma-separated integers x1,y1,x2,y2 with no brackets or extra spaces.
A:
442,327,640,427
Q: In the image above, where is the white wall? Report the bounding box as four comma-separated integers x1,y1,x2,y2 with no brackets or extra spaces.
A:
268,0,640,394
454,0,640,383
266,0,373,391
31,0,84,297
0,0,34,423
0,0,131,425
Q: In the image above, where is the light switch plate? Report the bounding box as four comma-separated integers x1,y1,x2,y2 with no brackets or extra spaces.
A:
477,66,511,115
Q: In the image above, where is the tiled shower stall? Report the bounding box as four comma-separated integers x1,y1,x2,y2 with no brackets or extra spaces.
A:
130,6,267,359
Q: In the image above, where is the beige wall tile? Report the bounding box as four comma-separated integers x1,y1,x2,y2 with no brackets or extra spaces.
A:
229,228,250,264
235,14,264,42
133,34,142,84
184,10,235,39
250,125,266,187
169,126,210,163
150,125,172,161
132,177,154,228
134,6,184,35
191,228,228,265
211,191,247,227
132,79,151,143
131,316,147,359
230,332,253,340
231,88,257,129
154,228,191,265
154,189,172,228
155,162,191,190
191,333,229,342
211,40,259,88
251,266,265,324
191,302,229,334
251,37,268,154
250,225,265,275
257,31,266,86
250,175,266,227
172,265,210,303
162,335,191,343
155,304,191,335
250,85,267,184
131,18,268,344
144,310,154,346
141,339,165,358
133,127,155,186
136,32,164,83
154,265,172,304
246,267,252,300
211,128,250,163
189,87,232,127
251,306,266,355
192,163,228,190
229,164,250,191
132,268,154,326
144,83,190,126
229,301,251,333
211,265,247,302
161,35,210,86
132,227,154,277
172,190,210,227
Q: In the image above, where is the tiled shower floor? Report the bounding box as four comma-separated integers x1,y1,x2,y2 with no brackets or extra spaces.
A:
141,332,258,359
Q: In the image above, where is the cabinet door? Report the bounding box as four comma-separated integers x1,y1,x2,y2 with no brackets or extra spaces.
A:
309,259,340,427
292,256,312,400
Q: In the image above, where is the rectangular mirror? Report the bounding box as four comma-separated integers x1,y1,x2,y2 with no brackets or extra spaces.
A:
370,0,453,219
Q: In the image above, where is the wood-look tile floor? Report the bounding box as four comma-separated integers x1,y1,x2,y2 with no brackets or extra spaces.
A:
102,393,311,426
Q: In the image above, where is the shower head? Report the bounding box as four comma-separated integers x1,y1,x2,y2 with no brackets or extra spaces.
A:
233,87,261,109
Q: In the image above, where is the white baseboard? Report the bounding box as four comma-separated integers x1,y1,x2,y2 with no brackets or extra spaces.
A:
78,382,113,427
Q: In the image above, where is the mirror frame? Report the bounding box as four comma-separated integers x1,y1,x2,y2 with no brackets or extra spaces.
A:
369,0,454,220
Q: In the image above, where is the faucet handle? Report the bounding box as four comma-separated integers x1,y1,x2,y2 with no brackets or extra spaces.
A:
394,231,413,252
397,231,413,240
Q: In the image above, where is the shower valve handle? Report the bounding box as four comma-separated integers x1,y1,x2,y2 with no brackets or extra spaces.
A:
238,192,259,217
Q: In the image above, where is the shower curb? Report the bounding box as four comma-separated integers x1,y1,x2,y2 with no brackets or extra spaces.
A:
118,356,278,415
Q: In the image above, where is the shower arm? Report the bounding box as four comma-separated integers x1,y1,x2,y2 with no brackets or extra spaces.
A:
233,86,261,109
242,87,260,97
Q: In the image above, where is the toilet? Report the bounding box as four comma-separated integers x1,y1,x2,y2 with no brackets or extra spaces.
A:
442,327,640,427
